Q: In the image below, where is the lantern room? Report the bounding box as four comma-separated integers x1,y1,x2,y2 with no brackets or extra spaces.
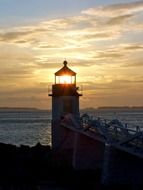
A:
55,60,76,85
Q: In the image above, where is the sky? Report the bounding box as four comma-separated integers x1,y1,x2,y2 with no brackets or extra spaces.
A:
0,0,143,109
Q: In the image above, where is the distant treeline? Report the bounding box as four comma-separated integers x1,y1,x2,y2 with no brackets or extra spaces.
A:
98,106,143,109
81,106,143,112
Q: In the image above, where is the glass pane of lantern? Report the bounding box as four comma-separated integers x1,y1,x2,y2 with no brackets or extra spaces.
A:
59,75,72,84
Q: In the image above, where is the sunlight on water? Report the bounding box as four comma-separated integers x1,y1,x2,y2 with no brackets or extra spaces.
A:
0,109,142,146
0,110,51,146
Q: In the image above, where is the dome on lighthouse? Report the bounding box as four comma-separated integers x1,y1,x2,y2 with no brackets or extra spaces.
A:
55,60,76,76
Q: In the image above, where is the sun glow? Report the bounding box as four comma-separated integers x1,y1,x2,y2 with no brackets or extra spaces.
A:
58,75,74,84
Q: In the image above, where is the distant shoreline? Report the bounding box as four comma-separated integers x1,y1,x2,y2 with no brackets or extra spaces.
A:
0,106,143,111
0,107,49,111
81,106,143,112
97,106,143,109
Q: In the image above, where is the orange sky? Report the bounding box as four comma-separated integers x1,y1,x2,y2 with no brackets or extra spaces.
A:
0,1,143,109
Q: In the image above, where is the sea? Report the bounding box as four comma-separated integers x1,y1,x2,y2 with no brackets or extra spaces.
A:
0,108,143,147
0,109,52,147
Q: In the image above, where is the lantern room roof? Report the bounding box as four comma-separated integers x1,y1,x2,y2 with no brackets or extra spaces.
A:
55,60,76,76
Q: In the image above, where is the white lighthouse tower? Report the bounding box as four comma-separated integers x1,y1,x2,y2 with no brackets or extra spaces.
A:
49,60,82,150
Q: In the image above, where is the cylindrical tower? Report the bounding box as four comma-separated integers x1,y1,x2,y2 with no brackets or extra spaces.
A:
49,60,82,149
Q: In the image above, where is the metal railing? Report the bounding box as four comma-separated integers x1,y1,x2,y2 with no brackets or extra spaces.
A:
61,113,143,157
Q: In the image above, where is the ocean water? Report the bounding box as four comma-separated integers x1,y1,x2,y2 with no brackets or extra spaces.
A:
0,110,51,147
0,109,143,146
83,109,143,128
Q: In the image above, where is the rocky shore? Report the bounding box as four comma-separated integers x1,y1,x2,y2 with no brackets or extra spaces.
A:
0,142,141,189
0,142,102,189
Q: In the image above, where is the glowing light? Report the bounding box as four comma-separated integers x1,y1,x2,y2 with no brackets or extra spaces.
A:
59,75,72,84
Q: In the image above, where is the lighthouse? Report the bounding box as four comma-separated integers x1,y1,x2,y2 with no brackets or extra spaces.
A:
49,60,82,150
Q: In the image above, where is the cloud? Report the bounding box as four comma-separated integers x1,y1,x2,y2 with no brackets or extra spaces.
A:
123,44,143,51
122,61,143,67
81,1,143,37
0,1,142,53
36,44,62,49
88,43,143,65
0,1,143,108
0,84,48,96
74,31,120,42
107,14,133,25
80,78,143,96
82,1,143,17
95,51,123,59
0,31,32,42
0,82,50,109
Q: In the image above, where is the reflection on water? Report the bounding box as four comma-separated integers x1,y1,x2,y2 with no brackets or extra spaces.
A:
0,110,51,146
